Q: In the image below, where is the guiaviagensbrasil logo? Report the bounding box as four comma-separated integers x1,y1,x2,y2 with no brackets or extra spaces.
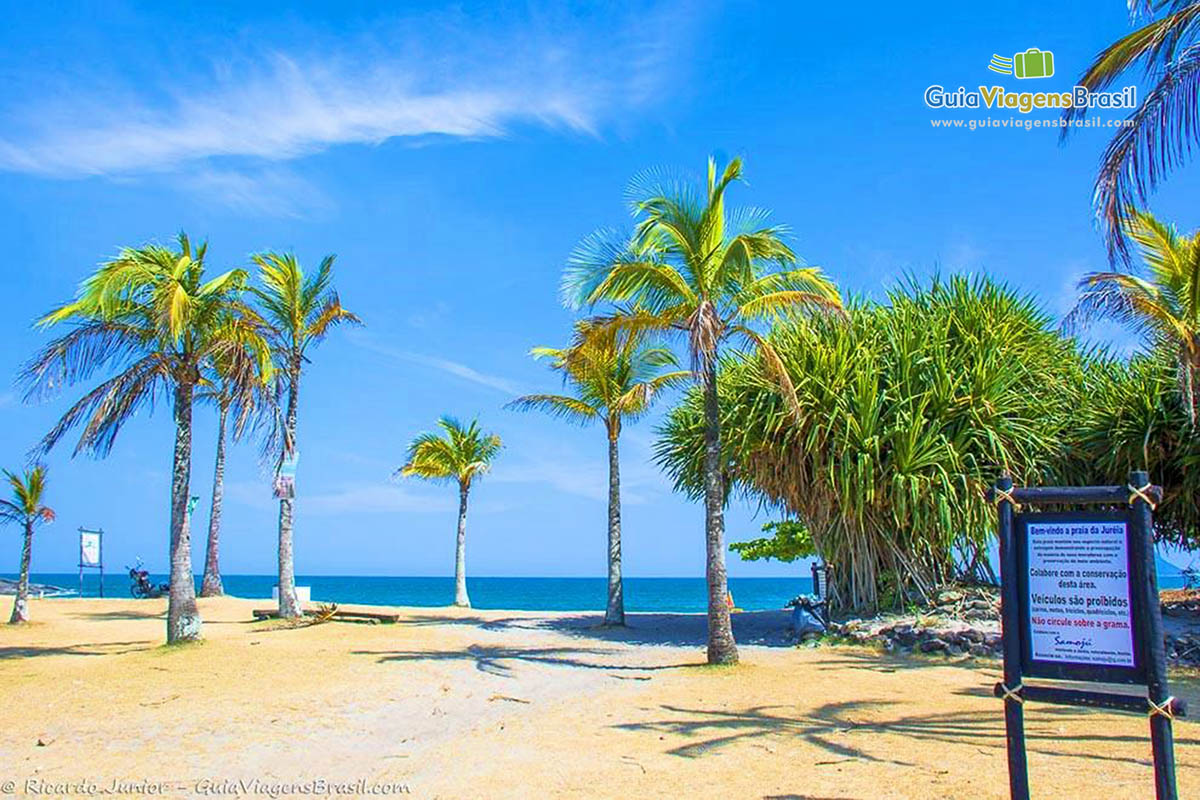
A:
989,48,1054,79
924,46,1135,114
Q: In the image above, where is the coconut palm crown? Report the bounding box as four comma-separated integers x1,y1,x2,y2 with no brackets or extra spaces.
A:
20,233,271,642
1064,210,1200,425
560,155,842,664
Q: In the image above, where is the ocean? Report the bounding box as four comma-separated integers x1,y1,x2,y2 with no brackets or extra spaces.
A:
16,573,813,612
13,563,1190,612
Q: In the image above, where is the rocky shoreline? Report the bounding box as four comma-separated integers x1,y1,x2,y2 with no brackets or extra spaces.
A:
804,585,1200,668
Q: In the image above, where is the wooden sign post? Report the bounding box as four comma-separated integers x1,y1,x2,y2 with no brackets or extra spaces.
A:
990,471,1185,800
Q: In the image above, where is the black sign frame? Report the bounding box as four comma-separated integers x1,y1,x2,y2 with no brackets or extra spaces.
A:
989,471,1184,800
1014,510,1146,684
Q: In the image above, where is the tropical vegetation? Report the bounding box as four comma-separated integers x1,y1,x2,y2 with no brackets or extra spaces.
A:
251,252,360,619
2,465,55,624
21,234,271,642
1064,210,1200,426
562,155,842,663
397,417,502,608
729,521,816,564
1066,0,1200,260
1068,348,1200,550
658,275,1087,615
509,323,690,625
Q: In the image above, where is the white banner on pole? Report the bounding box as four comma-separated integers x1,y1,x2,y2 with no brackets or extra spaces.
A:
79,530,102,567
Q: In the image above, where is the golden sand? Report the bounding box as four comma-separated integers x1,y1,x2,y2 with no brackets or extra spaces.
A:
0,596,1196,799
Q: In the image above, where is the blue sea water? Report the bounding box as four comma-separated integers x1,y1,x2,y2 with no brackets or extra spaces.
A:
16,573,813,612
14,557,1190,611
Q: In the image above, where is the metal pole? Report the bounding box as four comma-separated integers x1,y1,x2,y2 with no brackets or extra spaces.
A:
995,475,1030,800
1129,469,1177,800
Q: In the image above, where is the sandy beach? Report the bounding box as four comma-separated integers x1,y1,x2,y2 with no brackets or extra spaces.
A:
1,596,1196,799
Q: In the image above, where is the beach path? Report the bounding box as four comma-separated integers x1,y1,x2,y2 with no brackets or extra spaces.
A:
0,596,1196,799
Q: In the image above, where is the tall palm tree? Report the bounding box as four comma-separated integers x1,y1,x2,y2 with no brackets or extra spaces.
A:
1065,1,1200,261
562,156,842,664
1064,209,1200,425
22,233,271,642
198,361,269,597
252,252,359,619
2,466,55,624
397,417,501,608
508,325,689,625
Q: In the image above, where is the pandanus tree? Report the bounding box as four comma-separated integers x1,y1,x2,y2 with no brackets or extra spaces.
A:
508,324,689,625
251,252,359,619
1063,210,1200,426
2,466,55,624
561,156,842,663
397,417,501,608
658,276,1084,614
1065,1,1200,261
22,234,271,642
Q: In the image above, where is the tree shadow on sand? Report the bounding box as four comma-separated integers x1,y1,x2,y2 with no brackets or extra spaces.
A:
353,644,692,678
0,640,152,659
393,609,796,648
67,608,164,621
614,698,1200,766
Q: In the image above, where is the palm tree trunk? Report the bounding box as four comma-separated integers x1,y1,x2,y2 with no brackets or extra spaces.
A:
200,404,228,597
604,429,625,626
277,366,302,619
1184,354,1197,430
454,482,471,608
167,380,202,643
702,362,738,664
8,521,32,624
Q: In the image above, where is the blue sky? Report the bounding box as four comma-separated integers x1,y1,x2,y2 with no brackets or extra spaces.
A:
0,1,1193,579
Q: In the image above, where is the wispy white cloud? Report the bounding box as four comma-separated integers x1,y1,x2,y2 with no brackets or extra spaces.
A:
491,430,670,505
306,483,453,515
225,477,452,515
186,167,332,219
350,332,526,396
0,4,695,181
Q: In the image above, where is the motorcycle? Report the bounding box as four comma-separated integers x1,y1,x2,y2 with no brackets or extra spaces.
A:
127,559,169,599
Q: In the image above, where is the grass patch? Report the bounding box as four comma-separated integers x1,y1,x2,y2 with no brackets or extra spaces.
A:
155,638,206,654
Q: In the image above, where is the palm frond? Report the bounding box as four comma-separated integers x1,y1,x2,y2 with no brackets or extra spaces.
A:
1088,43,1200,262
398,416,503,487
505,394,600,425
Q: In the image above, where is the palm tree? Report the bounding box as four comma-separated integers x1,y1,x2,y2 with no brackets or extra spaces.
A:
561,156,842,663
22,233,271,642
252,252,359,619
1064,1,1200,261
1064,210,1200,426
397,417,502,608
508,325,689,625
2,466,55,624
198,361,268,597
